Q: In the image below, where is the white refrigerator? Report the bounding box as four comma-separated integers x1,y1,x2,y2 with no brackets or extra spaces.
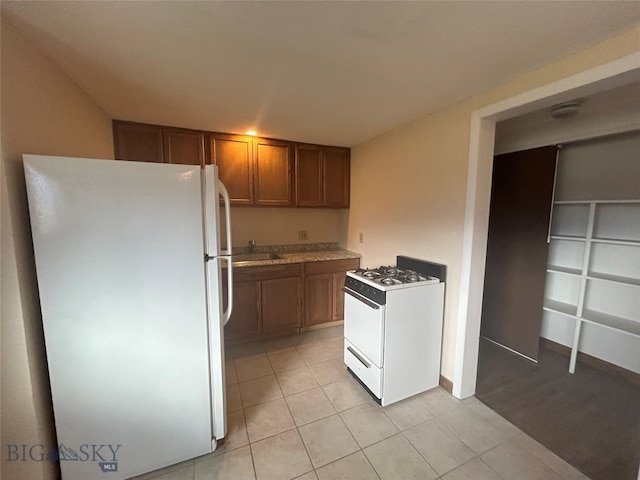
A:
24,154,234,479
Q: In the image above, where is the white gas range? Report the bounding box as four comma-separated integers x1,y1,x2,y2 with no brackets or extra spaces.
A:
343,256,446,406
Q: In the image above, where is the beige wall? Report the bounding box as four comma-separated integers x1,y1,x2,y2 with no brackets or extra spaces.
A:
1,18,113,479
230,207,349,249
348,101,472,377
347,24,640,383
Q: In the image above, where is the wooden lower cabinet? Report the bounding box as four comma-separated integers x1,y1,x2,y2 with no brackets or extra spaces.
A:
262,277,301,334
224,258,359,342
332,270,349,321
304,273,333,327
223,280,260,340
223,263,302,342
304,258,360,327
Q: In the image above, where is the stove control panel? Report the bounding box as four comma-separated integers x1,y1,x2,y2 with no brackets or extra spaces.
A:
344,275,386,305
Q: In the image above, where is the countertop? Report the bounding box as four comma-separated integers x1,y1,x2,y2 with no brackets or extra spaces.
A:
231,242,361,268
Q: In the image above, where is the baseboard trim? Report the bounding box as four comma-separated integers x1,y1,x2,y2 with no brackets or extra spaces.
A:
300,321,343,332
540,338,640,386
439,375,453,394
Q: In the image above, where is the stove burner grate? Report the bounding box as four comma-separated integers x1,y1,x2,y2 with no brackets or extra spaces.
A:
361,269,381,278
351,265,438,288
383,267,401,276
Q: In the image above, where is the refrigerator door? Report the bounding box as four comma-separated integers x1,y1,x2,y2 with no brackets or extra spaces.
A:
25,155,214,480
203,165,233,440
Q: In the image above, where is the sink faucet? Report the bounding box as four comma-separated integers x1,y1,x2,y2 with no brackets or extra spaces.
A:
248,240,256,252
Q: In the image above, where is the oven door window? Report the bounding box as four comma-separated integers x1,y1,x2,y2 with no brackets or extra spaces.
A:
343,292,385,367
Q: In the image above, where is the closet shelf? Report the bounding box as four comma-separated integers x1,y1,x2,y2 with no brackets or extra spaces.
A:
549,267,640,286
549,235,640,246
582,310,640,336
543,299,577,317
587,272,640,287
543,301,640,336
549,235,587,242
554,199,640,205
546,266,582,276
591,237,640,246
546,198,640,373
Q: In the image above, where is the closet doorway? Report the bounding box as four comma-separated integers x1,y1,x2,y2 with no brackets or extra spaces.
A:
476,125,640,480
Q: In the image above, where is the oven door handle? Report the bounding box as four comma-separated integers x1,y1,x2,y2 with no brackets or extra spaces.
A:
347,346,371,369
342,286,380,310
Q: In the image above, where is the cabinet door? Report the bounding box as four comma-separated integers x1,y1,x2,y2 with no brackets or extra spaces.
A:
163,128,205,166
254,139,293,206
209,134,254,205
324,147,350,208
262,277,301,333
113,121,164,163
295,144,323,207
304,274,334,326
332,271,348,321
224,280,261,339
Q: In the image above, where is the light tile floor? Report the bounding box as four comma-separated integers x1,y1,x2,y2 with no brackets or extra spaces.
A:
131,326,590,480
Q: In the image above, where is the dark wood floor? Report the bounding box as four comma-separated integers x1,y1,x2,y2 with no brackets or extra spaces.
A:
476,338,640,480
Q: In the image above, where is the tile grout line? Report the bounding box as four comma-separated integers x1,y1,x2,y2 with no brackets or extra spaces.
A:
221,330,589,480
232,335,488,480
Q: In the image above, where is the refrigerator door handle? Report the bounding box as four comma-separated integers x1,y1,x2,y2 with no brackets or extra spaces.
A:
218,179,232,257
218,179,234,324
222,257,233,325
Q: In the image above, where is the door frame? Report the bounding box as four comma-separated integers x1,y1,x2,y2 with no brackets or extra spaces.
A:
453,52,640,399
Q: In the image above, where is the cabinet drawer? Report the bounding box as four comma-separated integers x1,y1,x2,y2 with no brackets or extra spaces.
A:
305,258,360,275
344,340,382,398
232,263,303,282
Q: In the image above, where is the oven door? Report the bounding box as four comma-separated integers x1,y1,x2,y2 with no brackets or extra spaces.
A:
343,287,385,367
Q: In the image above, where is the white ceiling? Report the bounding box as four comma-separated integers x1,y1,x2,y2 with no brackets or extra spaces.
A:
495,81,640,154
3,1,640,147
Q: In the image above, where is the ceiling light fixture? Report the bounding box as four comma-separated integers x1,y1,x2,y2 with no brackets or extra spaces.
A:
549,101,582,119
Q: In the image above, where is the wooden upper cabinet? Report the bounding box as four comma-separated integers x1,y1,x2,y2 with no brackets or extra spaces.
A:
294,144,350,208
113,120,349,208
324,147,350,208
113,121,164,163
295,144,324,207
209,134,293,207
114,121,204,166
254,138,293,206
209,134,254,205
163,128,205,166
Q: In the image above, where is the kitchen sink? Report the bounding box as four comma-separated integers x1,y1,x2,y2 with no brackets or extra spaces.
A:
232,252,282,263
